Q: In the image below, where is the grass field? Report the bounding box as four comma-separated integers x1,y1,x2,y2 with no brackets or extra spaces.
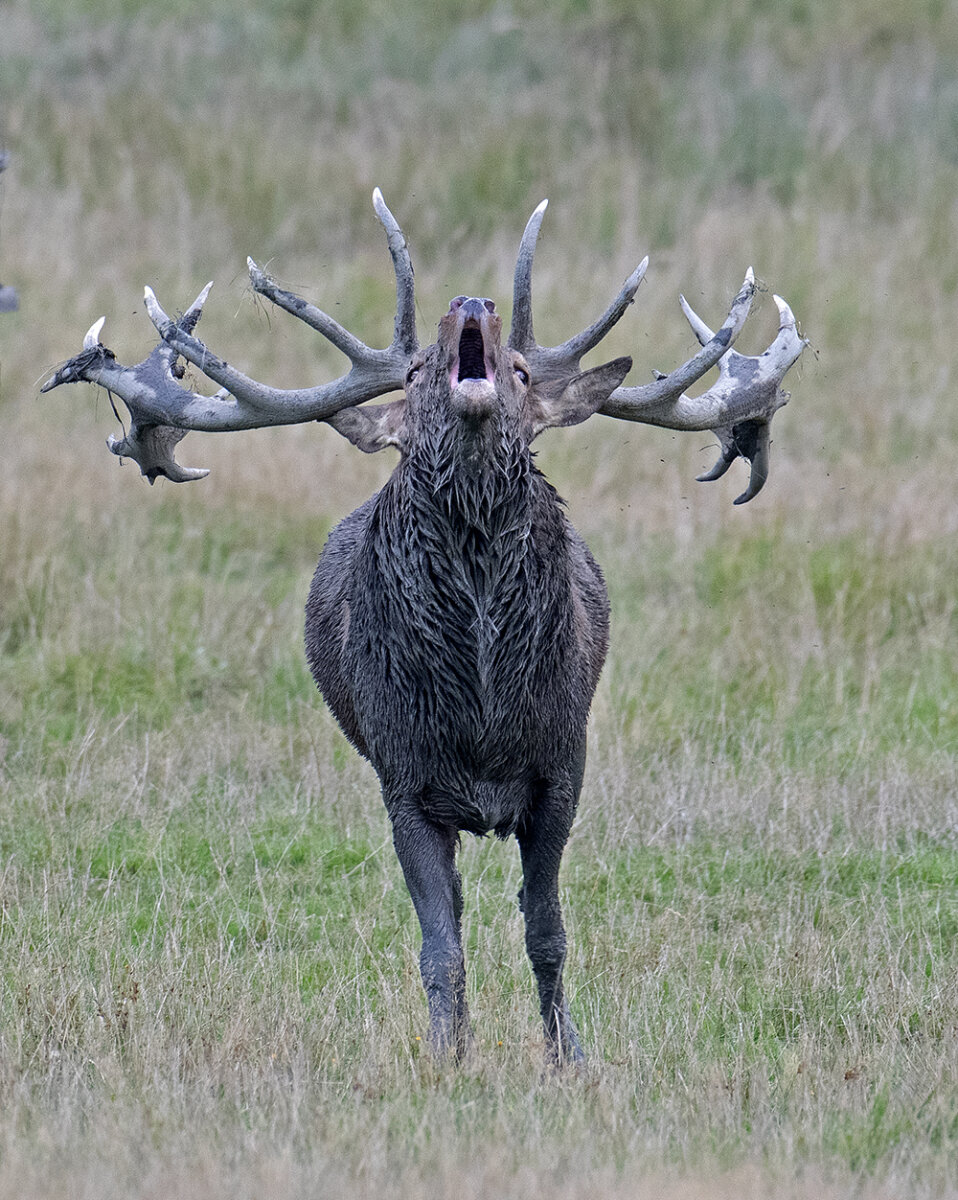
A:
2,1,958,1196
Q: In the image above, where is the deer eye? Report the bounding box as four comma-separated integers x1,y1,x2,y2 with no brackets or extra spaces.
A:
405,363,422,385
515,365,530,386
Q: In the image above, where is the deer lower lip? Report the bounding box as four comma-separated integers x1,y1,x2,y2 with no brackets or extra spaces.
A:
450,377,496,418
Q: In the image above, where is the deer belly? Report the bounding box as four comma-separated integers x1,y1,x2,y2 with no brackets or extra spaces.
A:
421,779,531,838
369,650,564,774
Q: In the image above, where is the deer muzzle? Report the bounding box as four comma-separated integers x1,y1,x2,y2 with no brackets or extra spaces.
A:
441,297,500,417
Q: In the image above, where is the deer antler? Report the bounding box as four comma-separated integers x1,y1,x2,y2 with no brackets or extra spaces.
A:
508,199,649,388
41,189,418,483
604,288,806,503
508,200,806,503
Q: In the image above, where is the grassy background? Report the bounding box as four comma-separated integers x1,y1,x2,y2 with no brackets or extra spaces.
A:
2,0,958,1196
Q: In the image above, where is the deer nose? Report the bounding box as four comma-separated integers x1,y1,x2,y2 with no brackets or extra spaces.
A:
449,297,496,321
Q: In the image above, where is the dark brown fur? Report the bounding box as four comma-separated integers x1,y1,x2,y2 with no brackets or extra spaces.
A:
306,298,630,1061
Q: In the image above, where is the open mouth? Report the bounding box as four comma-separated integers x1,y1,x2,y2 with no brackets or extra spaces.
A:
443,296,499,393
457,327,487,382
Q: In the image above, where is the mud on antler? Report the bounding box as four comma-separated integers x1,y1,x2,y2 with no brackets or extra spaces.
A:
42,190,417,482
508,200,805,503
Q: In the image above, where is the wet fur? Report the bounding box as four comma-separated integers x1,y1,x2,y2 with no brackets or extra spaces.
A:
304,304,625,1063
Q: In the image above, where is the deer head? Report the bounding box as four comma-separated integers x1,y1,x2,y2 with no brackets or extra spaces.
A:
327,292,631,460
43,190,806,503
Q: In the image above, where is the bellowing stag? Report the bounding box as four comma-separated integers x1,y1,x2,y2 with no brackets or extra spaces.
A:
43,191,805,1063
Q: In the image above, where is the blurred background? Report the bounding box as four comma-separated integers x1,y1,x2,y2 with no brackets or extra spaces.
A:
3,0,958,775
4,0,957,519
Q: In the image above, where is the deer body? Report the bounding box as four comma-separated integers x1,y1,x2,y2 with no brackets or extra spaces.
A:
305,300,617,1058
307,473,608,836
44,192,806,1064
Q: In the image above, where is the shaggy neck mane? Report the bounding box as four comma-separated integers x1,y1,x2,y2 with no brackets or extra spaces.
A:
401,413,534,535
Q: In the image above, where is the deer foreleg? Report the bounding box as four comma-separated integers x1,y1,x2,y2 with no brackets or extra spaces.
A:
390,806,471,1061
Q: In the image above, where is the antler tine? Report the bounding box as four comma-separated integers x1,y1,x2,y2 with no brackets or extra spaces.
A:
83,316,106,350
767,293,806,371
244,261,378,363
508,199,648,381
180,280,214,335
373,186,418,355
679,291,716,347
694,421,771,505
107,424,211,485
509,199,548,354
553,257,648,368
143,282,219,377
244,189,419,363
41,314,117,395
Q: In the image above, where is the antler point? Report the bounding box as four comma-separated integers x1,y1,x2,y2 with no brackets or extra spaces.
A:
773,293,797,328
194,281,213,307
626,258,649,295
83,316,106,349
247,258,268,289
372,187,390,221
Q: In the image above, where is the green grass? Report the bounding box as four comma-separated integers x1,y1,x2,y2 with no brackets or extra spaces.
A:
4,0,958,1195
2,499,958,1196
3,773,958,1194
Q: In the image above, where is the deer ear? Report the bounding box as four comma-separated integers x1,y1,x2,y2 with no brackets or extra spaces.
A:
326,399,408,454
527,356,632,440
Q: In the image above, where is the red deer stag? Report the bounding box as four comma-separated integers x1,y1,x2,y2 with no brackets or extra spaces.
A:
44,191,805,1063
